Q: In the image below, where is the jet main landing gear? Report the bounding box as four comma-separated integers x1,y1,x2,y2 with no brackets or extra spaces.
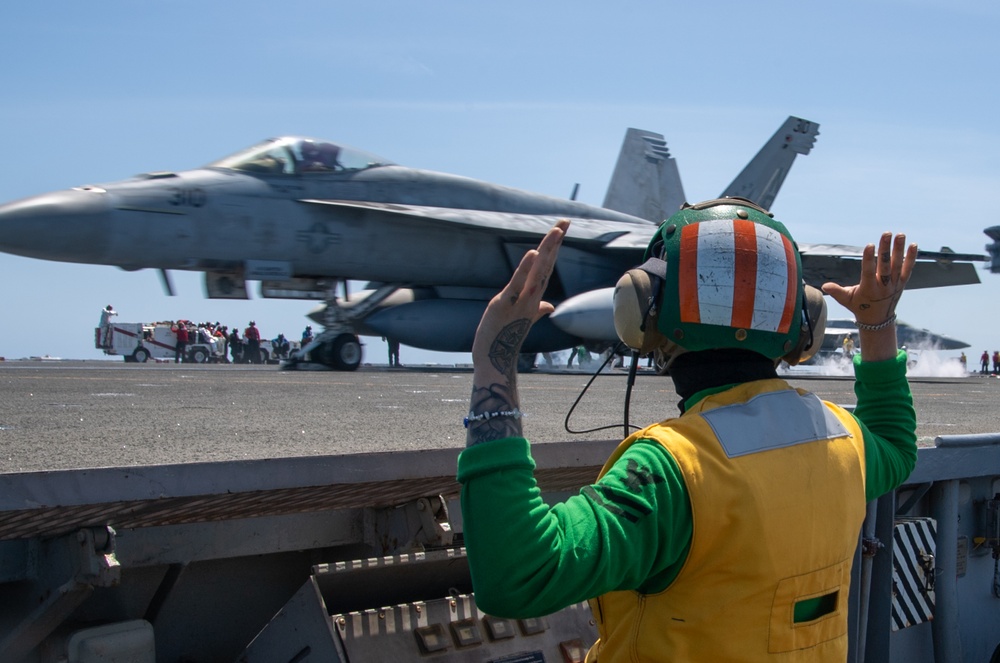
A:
317,333,362,371
283,332,363,371
279,281,398,372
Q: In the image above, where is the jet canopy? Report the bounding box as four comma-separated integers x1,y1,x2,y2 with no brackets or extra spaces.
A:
209,137,394,175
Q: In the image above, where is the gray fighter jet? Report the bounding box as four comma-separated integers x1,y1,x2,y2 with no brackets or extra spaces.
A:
790,319,971,369
821,319,970,352
0,117,985,370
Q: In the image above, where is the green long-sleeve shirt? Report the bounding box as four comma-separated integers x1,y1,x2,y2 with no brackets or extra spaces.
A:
457,352,918,619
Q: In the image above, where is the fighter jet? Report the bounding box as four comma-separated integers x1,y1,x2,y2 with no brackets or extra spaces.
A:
0,117,984,370
821,319,970,352
782,319,971,369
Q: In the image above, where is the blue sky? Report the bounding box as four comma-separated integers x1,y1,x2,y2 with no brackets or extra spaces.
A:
1,1,998,364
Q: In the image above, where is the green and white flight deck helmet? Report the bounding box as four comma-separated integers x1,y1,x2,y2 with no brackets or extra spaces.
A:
613,197,827,367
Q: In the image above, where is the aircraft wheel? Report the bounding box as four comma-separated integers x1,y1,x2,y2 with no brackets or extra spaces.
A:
329,333,362,371
133,348,150,363
190,348,209,364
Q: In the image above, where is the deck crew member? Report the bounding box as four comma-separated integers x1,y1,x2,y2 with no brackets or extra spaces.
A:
458,199,918,662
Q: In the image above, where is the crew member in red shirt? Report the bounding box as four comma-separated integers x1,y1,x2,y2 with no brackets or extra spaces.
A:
173,321,189,363
244,321,261,364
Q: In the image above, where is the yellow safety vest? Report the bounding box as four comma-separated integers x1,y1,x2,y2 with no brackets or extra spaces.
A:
587,379,866,662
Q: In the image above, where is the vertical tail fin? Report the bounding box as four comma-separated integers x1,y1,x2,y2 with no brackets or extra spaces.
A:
720,117,820,211
603,129,686,223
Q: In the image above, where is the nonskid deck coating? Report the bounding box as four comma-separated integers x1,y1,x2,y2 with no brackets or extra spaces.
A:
0,361,996,474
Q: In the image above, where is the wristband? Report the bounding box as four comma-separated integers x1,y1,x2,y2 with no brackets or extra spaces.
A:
854,313,896,331
464,408,523,428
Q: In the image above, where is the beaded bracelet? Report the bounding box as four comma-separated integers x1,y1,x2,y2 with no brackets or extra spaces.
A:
464,408,523,428
854,313,897,331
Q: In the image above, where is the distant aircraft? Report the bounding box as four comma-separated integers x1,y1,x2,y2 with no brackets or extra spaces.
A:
814,320,970,370
792,319,970,369
0,117,986,370
820,319,970,352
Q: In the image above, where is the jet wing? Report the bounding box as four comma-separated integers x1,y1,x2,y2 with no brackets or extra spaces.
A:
303,200,984,290
799,243,983,290
300,199,659,248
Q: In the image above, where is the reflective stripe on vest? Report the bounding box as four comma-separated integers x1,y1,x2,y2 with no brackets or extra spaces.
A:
702,389,849,458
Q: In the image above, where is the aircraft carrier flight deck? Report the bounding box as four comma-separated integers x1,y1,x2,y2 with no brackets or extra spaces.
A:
3,361,1000,663
1,361,997,475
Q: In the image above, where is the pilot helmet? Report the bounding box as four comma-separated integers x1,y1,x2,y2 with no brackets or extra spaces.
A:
300,140,320,160
613,198,826,366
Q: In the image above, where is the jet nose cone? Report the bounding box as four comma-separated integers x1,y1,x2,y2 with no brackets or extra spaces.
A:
0,189,112,263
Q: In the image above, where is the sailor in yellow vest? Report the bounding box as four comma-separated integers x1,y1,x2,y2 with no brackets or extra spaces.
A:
458,199,918,662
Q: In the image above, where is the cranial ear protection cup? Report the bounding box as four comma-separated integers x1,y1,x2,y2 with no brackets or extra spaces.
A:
782,284,828,366
613,234,670,354
613,266,667,354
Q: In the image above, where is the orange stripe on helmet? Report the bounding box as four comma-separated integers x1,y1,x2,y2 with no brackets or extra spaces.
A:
730,219,758,329
777,233,798,334
678,223,701,323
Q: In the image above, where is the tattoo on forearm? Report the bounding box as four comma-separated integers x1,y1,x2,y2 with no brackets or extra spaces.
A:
467,382,522,446
489,319,531,375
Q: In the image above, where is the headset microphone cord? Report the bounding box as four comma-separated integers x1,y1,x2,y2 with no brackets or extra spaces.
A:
563,342,643,439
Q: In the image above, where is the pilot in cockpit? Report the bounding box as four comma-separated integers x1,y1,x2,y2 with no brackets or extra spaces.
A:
299,140,342,172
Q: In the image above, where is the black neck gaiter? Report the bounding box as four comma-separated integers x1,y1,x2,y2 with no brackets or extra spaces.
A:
669,349,779,413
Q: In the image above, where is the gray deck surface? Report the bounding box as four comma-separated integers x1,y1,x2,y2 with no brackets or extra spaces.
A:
1,361,996,474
